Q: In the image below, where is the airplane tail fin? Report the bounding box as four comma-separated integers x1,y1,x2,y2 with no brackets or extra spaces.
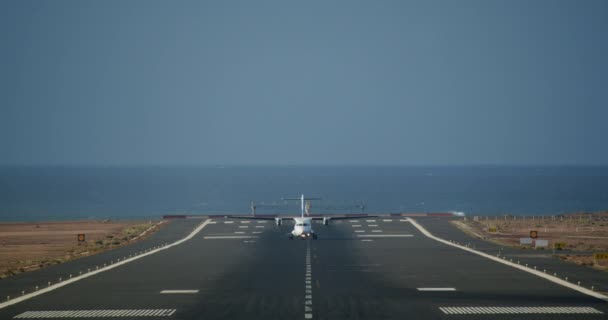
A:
281,195,322,218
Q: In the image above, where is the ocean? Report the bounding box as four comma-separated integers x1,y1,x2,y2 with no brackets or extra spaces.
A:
1,166,607,221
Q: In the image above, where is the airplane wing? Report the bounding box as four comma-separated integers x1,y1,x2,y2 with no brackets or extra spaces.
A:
225,215,280,220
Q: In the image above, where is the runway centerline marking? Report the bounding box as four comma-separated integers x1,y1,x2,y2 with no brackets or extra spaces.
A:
0,219,213,310
304,243,313,319
417,288,456,291
352,225,362,227
160,290,199,294
408,218,608,302
371,230,383,233
368,224,379,227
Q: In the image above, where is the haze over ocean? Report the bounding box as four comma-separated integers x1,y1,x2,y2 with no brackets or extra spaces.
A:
2,2,607,222
1,166,607,221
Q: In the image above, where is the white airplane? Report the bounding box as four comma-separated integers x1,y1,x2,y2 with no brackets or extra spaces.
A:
228,194,375,240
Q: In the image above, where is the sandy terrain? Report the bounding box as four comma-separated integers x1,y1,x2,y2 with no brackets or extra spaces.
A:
0,220,162,279
454,212,608,271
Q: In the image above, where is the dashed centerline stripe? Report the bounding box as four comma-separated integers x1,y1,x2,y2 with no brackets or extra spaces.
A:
304,243,313,320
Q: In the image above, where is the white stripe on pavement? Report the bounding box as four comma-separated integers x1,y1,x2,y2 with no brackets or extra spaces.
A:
14,309,178,318
356,234,413,238
204,236,258,239
160,290,199,294
438,306,603,314
417,288,456,291
0,220,213,310
408,218,608,302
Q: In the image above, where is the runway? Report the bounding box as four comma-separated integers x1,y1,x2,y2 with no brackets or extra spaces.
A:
0,218,607,319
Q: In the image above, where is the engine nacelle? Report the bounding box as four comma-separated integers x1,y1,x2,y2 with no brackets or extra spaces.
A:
323,217,330,225
275,217,282,226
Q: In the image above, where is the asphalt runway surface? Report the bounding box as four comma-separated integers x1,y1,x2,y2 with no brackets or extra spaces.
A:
0,218,607,319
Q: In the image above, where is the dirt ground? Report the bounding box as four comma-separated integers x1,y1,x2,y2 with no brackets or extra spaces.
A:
0,220,163,279
454,212,608,271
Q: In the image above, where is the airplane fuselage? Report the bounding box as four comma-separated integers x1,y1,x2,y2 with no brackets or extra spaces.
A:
292,217,315,239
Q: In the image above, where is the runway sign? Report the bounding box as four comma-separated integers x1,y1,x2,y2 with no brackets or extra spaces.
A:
530,230,538,238
535,239,548,248
520,238,533,245
77,234,86,242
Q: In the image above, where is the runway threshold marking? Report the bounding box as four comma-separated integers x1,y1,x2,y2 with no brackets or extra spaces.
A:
0,220,213,310
438,306,603,315
408,218,608,302
14,309,177,318
160,290,199,294
417,288,456,291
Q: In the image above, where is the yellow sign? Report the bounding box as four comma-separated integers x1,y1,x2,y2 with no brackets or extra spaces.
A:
488,227,497,233
530,230,538,239
594,253,608,261
77,234,86,242
554,242,566,250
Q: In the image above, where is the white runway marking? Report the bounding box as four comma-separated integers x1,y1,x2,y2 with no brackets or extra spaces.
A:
368,224,379,227
366,220,376,222
234,231,245,234
349,220,358,223
160,290,199,294
371,230,383,233
204,236,257,239
438,306,603,315
361,239,374,242
382,219,393,222
14,309,177,318
407,218,608,302
0,220,212,310
240,221,250,224
354,230,365,233
255,225,264,228
352,225,362,227
257,221,268,223
399,219,409,222
304,243,313,319
417,288,456,291
224,221,234,224
252,231,262,234
207,221,217,224
356,234,413,238
238,226,249,228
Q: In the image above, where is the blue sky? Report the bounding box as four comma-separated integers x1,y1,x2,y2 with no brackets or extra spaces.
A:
1,0,607,166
